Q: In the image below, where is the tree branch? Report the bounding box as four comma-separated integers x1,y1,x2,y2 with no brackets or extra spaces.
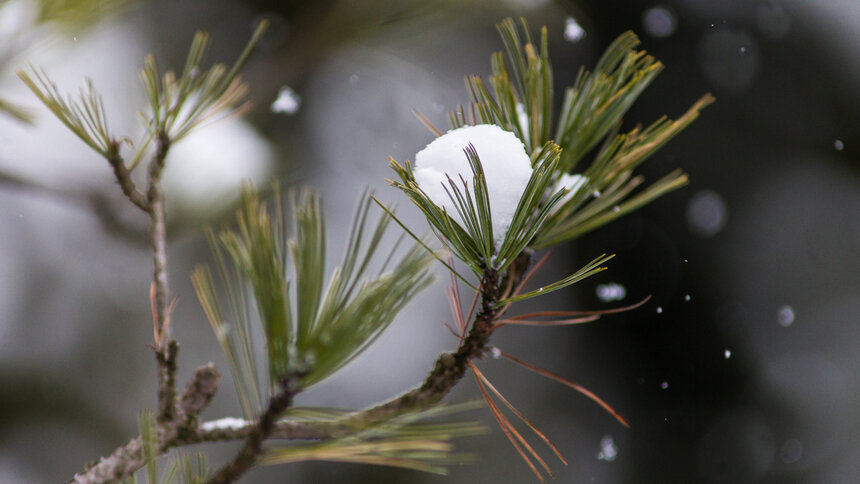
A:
205,376,302,484
68,435,145,484
178,364,221,427
147,132,172,351
144,132,178,428
155,340,179,425
106,142,149,213
69,256,527,483
68,365,221,484
343,268,503,427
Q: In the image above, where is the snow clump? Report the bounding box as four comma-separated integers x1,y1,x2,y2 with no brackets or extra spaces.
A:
413,124,532,246
555,173,589,203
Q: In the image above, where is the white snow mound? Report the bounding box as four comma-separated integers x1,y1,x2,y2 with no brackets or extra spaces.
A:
555,173,589,203
413,124,532,245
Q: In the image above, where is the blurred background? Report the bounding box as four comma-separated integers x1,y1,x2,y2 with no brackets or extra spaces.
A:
1,0,859,482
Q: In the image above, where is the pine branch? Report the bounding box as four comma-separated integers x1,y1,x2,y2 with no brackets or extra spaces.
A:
66,253,524,484
341,263,510,428
205,376,302,484
105,143,150,212
65,247,603,484
147,132,171,336
68,365,221,484
177,364,222,434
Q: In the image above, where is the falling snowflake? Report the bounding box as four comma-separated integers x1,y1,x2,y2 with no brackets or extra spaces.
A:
564,17,586,42
270,86,301,114
596,282,626,302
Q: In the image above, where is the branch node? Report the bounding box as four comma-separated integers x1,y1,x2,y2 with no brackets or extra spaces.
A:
179,364,221,428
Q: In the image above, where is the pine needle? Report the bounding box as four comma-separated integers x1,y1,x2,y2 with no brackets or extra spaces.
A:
471,365,548,483
470,362,567,465
495,295,652,328
497,253,614,306
493,315,600,329
500,351,630,428
511,295,653,321
413,108,443,136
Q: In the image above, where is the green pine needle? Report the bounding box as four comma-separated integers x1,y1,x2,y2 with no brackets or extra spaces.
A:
19,20,268,171
388,139,566,275
36,0,131,33
194,184,436,395
498,253,615,305
261,403,484,475
534,93,713,247
555,31,661,173
0,98,35,124
134,20,267,167
17,69,114,157
535,170,690,248
369,195,476,290
494,141,564,271
138,410,158,484
191,261,265,420
439,18,713,251
218,187,293,386
458,18,553,155
168,453,209,484
387,157,487,275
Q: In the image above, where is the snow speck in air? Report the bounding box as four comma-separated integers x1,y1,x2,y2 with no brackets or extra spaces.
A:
660,381,669,390
596,282,626,302
686,190,727,237
490,347,502,359
642,6,677,38
684,294,691,302
564,17,586,42
724,349,732,359
271,86,301,114
834,139,844,151
656,306,663,314
780,439,803,464
597,435,617,462
777,305,795,327
413,124,532,245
